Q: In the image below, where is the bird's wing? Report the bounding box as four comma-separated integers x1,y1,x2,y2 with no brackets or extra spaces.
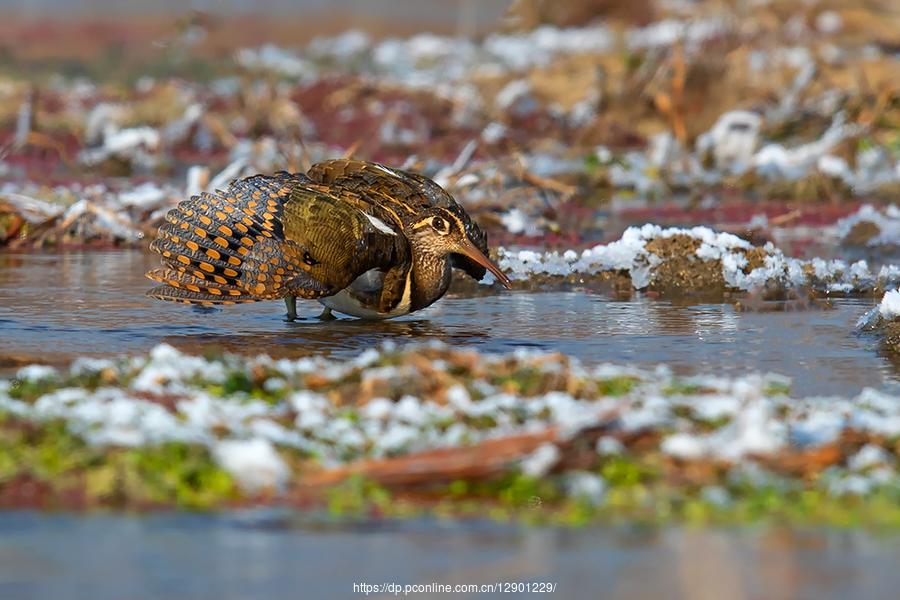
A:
147,171,325,304
281,185,409,294
146,171,406,305
306,159,437,219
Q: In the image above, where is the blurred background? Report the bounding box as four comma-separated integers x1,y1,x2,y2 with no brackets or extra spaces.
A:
5,1,900,599
3,0,900,250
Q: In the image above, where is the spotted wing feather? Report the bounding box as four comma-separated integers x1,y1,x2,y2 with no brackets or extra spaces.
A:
145,268,252,305
147,172,332,305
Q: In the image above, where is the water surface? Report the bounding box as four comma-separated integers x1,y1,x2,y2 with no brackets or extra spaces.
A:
0,511,898,600
0,251,894,397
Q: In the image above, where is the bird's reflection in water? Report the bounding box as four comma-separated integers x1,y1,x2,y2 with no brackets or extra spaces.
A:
161,318,492,360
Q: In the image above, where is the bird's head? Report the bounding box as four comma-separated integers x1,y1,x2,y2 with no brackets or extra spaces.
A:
407,207,511,289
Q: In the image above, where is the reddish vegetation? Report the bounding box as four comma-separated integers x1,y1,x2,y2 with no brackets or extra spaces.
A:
0,474,57,510
616,200,867,230
293,77,483,165
0,13,482,64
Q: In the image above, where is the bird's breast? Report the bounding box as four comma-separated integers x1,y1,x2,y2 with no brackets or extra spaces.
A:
318,268,413,320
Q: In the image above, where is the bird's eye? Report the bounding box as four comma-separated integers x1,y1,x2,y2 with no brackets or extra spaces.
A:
432,217,449,234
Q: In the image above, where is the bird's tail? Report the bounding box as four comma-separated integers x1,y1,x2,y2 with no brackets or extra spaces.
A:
146,172,319,305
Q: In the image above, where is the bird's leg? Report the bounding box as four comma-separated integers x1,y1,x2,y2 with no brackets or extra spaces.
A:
317,306,336,321
284,296,297,322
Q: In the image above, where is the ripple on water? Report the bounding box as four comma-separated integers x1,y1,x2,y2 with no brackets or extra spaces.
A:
0,250,895,397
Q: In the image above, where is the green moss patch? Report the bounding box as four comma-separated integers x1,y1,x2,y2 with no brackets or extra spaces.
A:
0,416,237,510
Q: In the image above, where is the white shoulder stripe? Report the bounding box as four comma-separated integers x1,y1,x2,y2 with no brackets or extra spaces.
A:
373,163,396,176
363,212,398,236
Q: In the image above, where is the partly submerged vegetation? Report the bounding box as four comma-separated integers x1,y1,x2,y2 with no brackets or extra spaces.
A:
4,1,900,535
4,342,900,528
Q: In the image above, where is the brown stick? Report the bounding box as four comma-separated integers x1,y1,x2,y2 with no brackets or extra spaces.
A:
300,428,559,488
299,408,621,490
521,171,577,197
768,209,802,227
342,138,363,160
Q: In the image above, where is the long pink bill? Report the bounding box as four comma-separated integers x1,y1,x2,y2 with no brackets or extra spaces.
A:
456,238,512,289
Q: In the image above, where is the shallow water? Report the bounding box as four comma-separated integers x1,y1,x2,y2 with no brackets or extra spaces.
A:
0,251,895,397
2,254,900,596
0,511,898,600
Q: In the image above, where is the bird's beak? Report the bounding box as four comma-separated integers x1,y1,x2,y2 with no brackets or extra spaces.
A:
456,238,512,289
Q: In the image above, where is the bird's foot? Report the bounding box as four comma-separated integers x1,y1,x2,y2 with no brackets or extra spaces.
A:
317,306,336,321
284,296,298,322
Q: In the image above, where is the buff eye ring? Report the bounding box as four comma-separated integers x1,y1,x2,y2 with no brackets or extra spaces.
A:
432,216,449,235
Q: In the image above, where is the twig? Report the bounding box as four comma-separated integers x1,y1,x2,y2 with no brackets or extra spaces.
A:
342,138,363,160
768,209,802,228
521,171,576,198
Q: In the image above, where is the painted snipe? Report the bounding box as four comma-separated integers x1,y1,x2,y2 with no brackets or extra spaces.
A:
145,159,511,320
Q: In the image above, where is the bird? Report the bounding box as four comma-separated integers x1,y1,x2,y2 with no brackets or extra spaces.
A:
145,159,511,321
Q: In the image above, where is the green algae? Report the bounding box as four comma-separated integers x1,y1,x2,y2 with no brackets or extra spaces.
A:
315,467,900,530
2,406,900,528
308,443,900,528
325,474,393,518
8,378,59,402
0,415,237,510
596,375,638,397
4,347,900,528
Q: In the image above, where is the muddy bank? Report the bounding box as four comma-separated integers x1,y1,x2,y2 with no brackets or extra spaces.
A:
861,290,900,365
474,224,899,300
